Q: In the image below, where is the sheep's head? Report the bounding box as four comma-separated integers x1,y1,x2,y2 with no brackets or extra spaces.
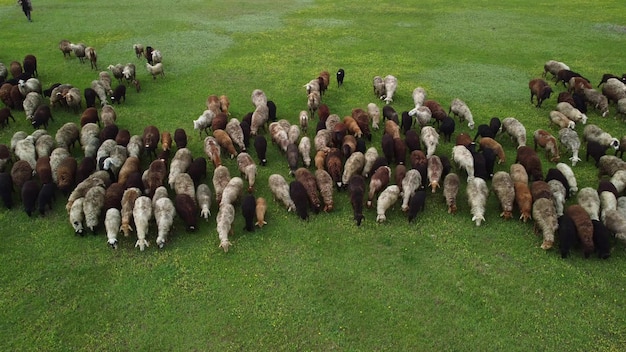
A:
219,240,232,253
354,213,364,226
611,138,620,150
108,238,118,249
567,121,576,129
472,215,485,226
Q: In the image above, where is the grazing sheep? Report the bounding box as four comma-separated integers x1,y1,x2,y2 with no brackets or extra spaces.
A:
601,78,626,105
152,195,175,249
452,145,475,181
307,91,321,116
367,103,381,130
360,147,379,178
591,219,611,259
556,102,587,124
56,157,77,194
175,193,198,232
90,80,108,107
478,137,506,164
565,204,595,258
597,155,626,178
373,76,385,99
376,185,400,223
583,124,619,151
146,62,164,80
69,197,85,235
342,151,365,187
294,168,322,213
104,208,122,249
557,128,581,166
203,136,222,169
22,92,43,121
220,177,244,207
406,190,426,223
533,129,560,162
241,194,256,232
14,136,36,169
289,180,309,220
603,209,626,245
11,159,33,192
382,75,398,104
216,203,236,252
83,185,106,234
545,167,571,199
225,119,245,152
212,165,230,205
555,162,578,197
443,173,460,214
501,117,527,147
529,78,553,107
237,152,257,192
600,189,617,222
268,173,295,212
193,110,214,137
532,197,558,250
577,187,600,221
118,187,141,237
168,147,192,188
583,88,609,117
609,169,626,194
586,140,608,166
400,169,422,212
0,107,15,129
420,126,440,158
546,179,566,217
174,173,196,206
543,60,570,79
516,146,543,181
427,155,443,193
196,183,212,221
368,165,391,208
21,180,39,217
492,171,515,219
131,196,152,250
467,177,489,226
449,98,475,129
531,180,552,202
514,181,532,222
141,125,160,159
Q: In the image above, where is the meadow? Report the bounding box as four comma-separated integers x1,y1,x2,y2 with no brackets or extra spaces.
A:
1,0,626,350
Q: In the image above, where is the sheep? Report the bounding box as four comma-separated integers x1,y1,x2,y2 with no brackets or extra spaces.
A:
543,60,570,79
601,78,626,105
224,119,245,152
603,209,626,245
294,168,322,213
557,128,581,166
556,69,589,87
174,193,198,232
289,180,309,220
533,129,560,162
583,88,609,117
69,197,86,235
237,152,257,192
211,165,231,206
576,187,600,221
14,136,36,169
22,92,42,121
590,219,611,259
545,180,566,218
145,62,165,80
250,89,267,109
399,169,421,212
600,190,617,222
102,207,122,249
529,78,553,108
545,167,571,199
360,147,379,178
20,180,39,217
440,172,460,214
118,187,141,237
609,170,626,194
217,203,236,252
294,137,312,169
516,146,543,181
83,184,106,234
129,196,152,250
477,137,505,165
448,98,475,129
196,183,212,221
598,155,626,178
556,102,587,124
0,85,14,110
466,177,489,226
102,182,125,211
565,204,595,258
365,165,391,208
18,78,42,97
376,185,400,223
220,177,244,207
492,171,515,219
174,128,188,149
193,110,214,137
56,156,77,194
141,125,160,159
427,155,443,193
132,44,145,59
288,125,301,146
583,124,619,151
35,156,52,185
168,147,192,188
382,75,398,104
143,158,166,197
241,194,256,232
174,173,196,206
342,151,365,188
555,162,578,197
268,174,295,212
151,194,175,249
307,91,321,116
367,103,381,130
513,181,532,222
253,135,268,166
531,180,552,202
452,145,474,181
532,197,558,250
90,80,108,107
616,98,626,120
250,104,270,137
203,136,222,169
500,117,527,147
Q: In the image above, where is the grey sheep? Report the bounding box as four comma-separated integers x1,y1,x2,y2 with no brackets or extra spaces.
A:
543,60,570,79
443,172,460,214
105,208,121,249
382,75,398,104
583,124,619,150
452,145,474,181
603,209,626,244
83,184,106,233
22,92,43,120
133,196,153,251
69,197,85,235
220,177,244,206
154,194,176,249
120,187,141,237
315,169,334,212
237,152,257,192
90,80,108,106
225,118,245,152
14,135,36,169
373,76,385,99
168,147,193,188
467,177,489,226
492,171,515,219
449,98,475,129
376,185,400,223
174,173,196,203
548,179,567,216
55,122,80,150
556,102,587,124
35,134,54,159
577,187,600,221
197,183,212,221
362,147,379,178
532,197,558,250
549,110,575,129
401,169,422,212
501,117,527,147
558,128,581,166
268,173,295,212
341,151,365,187
212,165,230,204
583,88,609,117
298,136,311,168
367,103,381,130
217,203,235,252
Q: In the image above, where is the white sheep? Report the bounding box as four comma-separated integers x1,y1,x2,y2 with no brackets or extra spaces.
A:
69,197,85,235
467,177,488,226
547,179,566,216
362,147,379,178
22,92,43,120
600,191,617,222
556,162,578,196
14,136,36,169
220,177,244,206
217,203,235,252
342,151,365,187
250,104,269,136
543,60,570,79
154,195,175,249
558,128,581,166
197,183,212,221
193,110,214,137
299,110,309,133
401,169,422,212
382,75,397,104
268,173,295,212
251,89,267,108
452,145,475,181
237,152,257,192
577,187,600,221
212,165,231,204
151,49,163,64
556,102,587,124
64,87,82,112
367,103,381,130
603,209,626,244
168,148,193,188
411,106,432,128
298,136,311,168
101,104,117,127
65,169,106,213
532,197,558,250
583,124,620,150
610,170,626,194
83,185,106,233
409,87,427,111
105,208,121,249
127,135,144,159
501,117,527,147
288,125,301,145
18,78,42,97
420,126,439,158
225,118,245,152
376,185,400,223
449,98,475,129
174,173,196,202
101,145,128,179
35,134,54,159
133,196,153,251
314,129,332,153
146,62,165,79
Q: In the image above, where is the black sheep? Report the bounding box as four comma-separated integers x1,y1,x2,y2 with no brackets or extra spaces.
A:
267,100,277,122
473,124,495,141
84,87,97,108
369,156,388,179
558,214,578,259
241,194,256,232
254,135,267,166
75,156,97,185
174,128,188,149
597,180,619,200
348,174,365,226
472,151,488,180
382,105,399,124
31,105,53,129
439,155,452,177
586,140,607,166
381,133,394,164
37,183,56,215
545,168,570,199
572,92,587,113
315,120,326,133
289,180,309,220
401,111,412,134
556,69,589,87
175,194,198,232
439,116,455,143
407,190,426,223
592,219,611,260
356,138,366,154
393,138,406,165
145,46,154,65
336,68,345,87
405,130,421,152
0,172,13,209
240,120,251,148
489,117,502,136
43,83,61,97
21,180,39,217
124,172,144,191
187,157,207,186
482,148,496,179
110,84,126,104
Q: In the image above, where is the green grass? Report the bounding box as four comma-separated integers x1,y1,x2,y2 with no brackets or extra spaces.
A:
1,0,626,350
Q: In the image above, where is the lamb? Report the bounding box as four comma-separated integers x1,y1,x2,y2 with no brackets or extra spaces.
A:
420,126,439,158
492,171,515,219
583,88,609,117
217,203,236,252
452,145,475,181
449,98,475,129
529,78,553,108
196,183,212,221
516,146,543,181
193,110,214,137
83,184,106,234
500,117,527,147
583,124,619,150
467,177,489,226
225,118,245,152
368,165,391,208
342,152,365,187
556,102,587,124
212,165,231,204
220,177,244,206
376,185,400,223
382,75,398,104
237,152,257,192
533,129,560,162
268,174,295,212
565,204,595,258
558,128,581,166
146,62,164,80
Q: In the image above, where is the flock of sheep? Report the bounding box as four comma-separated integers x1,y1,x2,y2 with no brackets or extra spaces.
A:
1,47,626,258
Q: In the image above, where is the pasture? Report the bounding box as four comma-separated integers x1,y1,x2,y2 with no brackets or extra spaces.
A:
1,0,626,350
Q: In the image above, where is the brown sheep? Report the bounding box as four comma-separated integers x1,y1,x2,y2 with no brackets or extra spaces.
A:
565,204,595,258
516,146,543,181
0,107,15,128
367,165,391,207
455,132,473,148
384,120,401,139
568,76,592,94
35,156,53,185
351,108,371,141
174,128,187,149
510,163,529,184
161,131,172,151
206,94,221,115
145,159,167,197
514,181,532,222
530,180,552,201
315,169,334,212
478,137,506,164
203,136,222,168
117,156,141,186
213,129,237,159
343,116,363,138
294,167,322,213
529,78,553,108
80,107,99,127
492,171,515,219
324,148,343,188
56,157,77,194
533,129,560,162
219,95,230,115
314,150,326,170
211,112,228,131
104,182,125,210
0,84,14,109
142,125,160,159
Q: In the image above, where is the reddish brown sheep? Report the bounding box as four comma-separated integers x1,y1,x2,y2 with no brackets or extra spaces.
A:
142,125,160,159
529,78,553,108
294,167,322,213
516,146,543,181
514,181,532,222
367,166,391,207
80,107,99,127
56,156,77,194
565,204,595,258
533,129,560,162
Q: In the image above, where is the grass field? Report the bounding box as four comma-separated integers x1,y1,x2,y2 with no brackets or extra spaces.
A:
1,0,626,350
